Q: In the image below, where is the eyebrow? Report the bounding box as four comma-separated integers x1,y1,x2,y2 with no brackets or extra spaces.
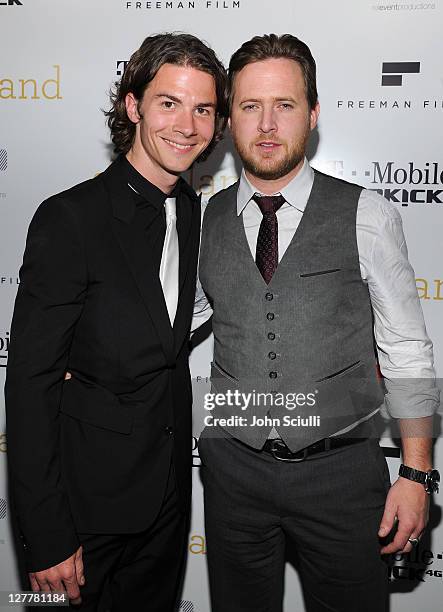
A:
195,102,217,108
275,97,297,103
155,93,217,108
239,97,297,104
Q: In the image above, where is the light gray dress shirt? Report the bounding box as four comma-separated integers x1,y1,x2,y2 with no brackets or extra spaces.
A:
194,159,439,421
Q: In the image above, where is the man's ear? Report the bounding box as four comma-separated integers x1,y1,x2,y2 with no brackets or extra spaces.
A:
125,93,140,124
310,101,320,131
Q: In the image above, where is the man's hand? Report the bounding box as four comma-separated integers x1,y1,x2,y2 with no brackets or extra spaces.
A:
378,478,429,554
29,546,85,605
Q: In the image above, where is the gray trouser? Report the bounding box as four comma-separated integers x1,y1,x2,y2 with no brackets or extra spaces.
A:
199,429,390,612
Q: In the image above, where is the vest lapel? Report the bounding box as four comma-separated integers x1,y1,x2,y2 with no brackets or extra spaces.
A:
228,183,270,288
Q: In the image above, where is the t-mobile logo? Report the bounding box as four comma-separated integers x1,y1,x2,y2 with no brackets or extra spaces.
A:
0,150,7,171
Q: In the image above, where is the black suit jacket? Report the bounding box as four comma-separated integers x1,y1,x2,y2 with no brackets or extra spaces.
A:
5,157,201,571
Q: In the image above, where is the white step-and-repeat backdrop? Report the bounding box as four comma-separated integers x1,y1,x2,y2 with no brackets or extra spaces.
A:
1,1,442,610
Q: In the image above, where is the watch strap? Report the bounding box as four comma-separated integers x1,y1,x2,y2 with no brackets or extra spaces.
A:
399,464,427,485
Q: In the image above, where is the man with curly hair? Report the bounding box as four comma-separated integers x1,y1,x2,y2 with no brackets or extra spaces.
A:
6,32,227,611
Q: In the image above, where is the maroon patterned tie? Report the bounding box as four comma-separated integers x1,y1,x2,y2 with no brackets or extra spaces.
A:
253,194,285,284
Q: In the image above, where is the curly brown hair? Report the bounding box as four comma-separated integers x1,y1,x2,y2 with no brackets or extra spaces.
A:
105,32,228,161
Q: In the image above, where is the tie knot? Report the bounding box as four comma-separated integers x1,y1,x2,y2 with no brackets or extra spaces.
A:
164,197,177,220
252,194,285,215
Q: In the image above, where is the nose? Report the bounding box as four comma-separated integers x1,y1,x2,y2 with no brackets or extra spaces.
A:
174,109,197,138
258,106,277,134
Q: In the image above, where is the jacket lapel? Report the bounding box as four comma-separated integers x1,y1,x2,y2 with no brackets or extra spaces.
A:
173,189,202,355
102,160,175,367
177,187,201,295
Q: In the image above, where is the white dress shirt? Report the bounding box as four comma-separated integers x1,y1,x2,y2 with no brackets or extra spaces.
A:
194,159,439,420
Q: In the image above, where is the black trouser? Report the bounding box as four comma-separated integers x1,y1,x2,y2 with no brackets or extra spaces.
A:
35,464,188,612
199,431,390,612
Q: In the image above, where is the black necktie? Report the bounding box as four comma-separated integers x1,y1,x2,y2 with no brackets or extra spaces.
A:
253,194,285,284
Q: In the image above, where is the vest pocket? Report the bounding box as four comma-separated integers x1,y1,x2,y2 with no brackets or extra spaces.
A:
211,361,239,382
315,360,361,383
299,268,341,278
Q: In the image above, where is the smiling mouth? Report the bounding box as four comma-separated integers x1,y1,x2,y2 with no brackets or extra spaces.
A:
163,138,195,151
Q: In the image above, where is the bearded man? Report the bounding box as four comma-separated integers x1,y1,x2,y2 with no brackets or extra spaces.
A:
197,33,439,612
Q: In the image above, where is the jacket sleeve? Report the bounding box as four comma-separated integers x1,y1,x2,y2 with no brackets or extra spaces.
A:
5,195,87,571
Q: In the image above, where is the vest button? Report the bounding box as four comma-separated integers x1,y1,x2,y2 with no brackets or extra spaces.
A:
268,332,276,340
165,426,174,435
269,371,278,379
265,292,273,301
268,351,276,360
266,313,275,321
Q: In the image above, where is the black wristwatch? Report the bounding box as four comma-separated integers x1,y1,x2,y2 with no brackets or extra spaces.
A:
399,464,440,494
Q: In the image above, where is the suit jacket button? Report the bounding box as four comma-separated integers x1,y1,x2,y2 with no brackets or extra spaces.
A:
265,292,273,301
165,426,173,435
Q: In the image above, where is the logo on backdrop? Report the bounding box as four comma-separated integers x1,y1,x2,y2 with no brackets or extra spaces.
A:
1,275,20,287
387,543,443,582
381,61,420,86
372,160,443,205
0,148,6,197
316,160,443,206
337,60,442,111
416,278,443,302
0,149,7,171
372,3,436,12
116,61,129,77
0,499,6,520
0,65,62,100
192,436,201,468
124,0,240,10
0,0,23,6
189,534,206,555
0,331,9,367
192,173,238,198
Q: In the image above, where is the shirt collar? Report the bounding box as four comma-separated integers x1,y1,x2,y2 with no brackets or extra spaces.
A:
236,157,314,216
121,155,178,211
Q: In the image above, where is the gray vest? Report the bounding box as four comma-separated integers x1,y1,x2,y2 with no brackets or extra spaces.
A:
199,170,384,451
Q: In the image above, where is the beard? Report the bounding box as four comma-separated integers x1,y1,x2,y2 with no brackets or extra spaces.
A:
232,127,310,181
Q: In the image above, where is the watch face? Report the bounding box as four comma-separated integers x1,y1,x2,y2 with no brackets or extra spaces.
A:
426,469,440,494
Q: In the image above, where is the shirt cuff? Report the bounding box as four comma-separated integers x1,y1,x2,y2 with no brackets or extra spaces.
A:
383,378,440,418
